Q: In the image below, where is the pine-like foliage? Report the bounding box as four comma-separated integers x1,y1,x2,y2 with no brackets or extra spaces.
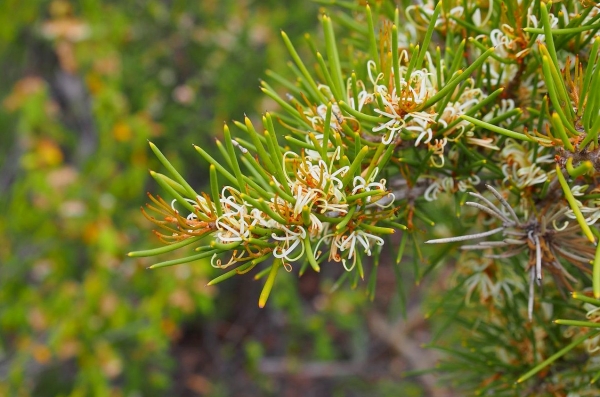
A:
130,1,600,394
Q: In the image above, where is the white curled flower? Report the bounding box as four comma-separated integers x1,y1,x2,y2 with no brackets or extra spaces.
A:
215,187,252,243
247,207,273,229
272,225,306,262
459,253,522,305
366,56,438,144
490,28,515,58
501,140,554,189
484,60,519,86
351,168,396,208
371,84,407,143
483,99,516,123
407,111,438,147
283,149,349,209
304,99,344,133
472,132,501,147
407,1,494,32
565,186,600,226
527,5,559,44
471,0,494,28
348,77,374,112
274,149,351,237
423,175,481,202
338,230,385,271
438,85,484,137
316,229,385,271
409,121,433,146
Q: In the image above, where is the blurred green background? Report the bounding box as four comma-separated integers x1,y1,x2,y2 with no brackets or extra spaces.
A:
0,1,443,396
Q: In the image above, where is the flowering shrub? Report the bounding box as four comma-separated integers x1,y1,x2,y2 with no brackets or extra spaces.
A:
130,0,600,393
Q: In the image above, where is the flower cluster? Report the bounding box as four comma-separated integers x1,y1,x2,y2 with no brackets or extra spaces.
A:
136,133,397,290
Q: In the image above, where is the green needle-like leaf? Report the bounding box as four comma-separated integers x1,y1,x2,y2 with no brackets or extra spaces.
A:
365,5,379,72
149,141,198,199
572,292,600,306
151,171,197,215
556,164,595,243
149,248,219,269
322,15,345,98
209,165,223,218
555,319,600,328
303,235,321,272
517,330,600,383
525,22,600,35
258,258,281,308
540,3,560,73
413,1,442,72
338,100,381,123
281,31,326,103
341,145,369,186
194,144,238,186
550,113,575,151
461,115,537,143
420,47,495,110
128,236,203,257
391,24,402,96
